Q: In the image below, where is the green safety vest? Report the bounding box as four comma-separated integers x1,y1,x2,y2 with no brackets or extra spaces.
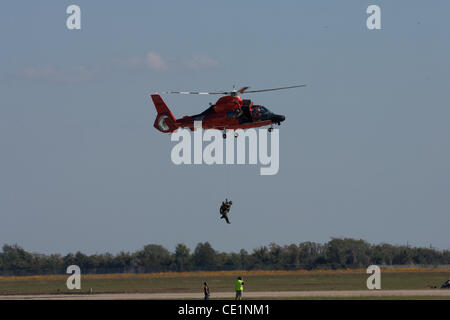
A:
235,279,243,291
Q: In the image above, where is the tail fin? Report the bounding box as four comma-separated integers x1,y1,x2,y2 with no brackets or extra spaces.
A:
151,94,178,132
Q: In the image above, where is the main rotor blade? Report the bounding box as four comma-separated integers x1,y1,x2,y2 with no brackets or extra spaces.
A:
161,84,306,96
243,85,306,93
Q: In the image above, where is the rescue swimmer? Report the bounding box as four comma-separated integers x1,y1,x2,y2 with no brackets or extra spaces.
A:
220,199,232,224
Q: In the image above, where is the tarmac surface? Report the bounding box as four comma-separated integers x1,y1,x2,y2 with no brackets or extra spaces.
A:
1,290,450,299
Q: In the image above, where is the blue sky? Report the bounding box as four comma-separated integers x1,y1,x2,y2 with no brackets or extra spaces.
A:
0,1,449,254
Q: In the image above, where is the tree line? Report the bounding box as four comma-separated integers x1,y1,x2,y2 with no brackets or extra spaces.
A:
1,238,449,276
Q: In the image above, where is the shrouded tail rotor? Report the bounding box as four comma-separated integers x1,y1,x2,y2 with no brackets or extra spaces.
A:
151,94,178,132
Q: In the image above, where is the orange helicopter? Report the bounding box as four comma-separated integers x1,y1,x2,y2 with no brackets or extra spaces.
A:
151,85,305,138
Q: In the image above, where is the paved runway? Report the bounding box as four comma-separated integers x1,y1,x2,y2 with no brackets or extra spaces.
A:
1,290,449,300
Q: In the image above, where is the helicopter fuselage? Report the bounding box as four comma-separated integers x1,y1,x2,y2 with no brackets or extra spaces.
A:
152,94,285,133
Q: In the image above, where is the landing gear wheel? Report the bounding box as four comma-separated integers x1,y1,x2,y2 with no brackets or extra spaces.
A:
234,132,239,138
268,127,273,133
223,133,227,139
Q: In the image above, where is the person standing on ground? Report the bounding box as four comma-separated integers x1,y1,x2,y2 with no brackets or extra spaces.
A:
204,281,210,300
235,276,244,300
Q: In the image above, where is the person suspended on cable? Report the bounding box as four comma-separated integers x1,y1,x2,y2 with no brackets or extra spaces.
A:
220,199,232,224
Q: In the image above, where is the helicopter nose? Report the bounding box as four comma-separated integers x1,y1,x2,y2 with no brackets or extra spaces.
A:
272,114,285,123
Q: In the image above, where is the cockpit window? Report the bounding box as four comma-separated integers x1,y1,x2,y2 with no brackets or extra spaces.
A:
257,106,269,114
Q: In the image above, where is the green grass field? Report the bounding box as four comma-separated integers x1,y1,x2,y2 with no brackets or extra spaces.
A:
0,269,449,296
